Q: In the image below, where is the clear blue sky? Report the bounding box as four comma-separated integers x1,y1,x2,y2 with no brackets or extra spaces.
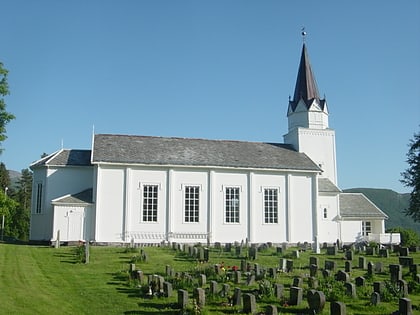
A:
1,1,419,193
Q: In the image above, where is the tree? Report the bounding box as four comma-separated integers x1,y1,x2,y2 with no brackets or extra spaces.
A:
401,130,420,221
0,62,15,152
0,162,10,192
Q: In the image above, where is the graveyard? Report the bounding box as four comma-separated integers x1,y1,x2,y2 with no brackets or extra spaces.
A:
0,241,419,314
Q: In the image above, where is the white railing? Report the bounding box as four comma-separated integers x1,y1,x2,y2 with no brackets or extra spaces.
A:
122,231,209,242
367,233,401,244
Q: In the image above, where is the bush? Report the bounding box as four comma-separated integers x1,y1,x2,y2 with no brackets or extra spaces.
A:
386,227,420,247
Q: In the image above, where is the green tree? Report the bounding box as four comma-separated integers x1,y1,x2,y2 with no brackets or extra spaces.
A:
387,227,420,247
0,62,15,151
0,190,19,240
401,131,420,222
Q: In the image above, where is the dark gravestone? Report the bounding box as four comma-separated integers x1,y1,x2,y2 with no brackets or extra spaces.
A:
399,256,414,267
204,248,209,262
344,282,356,298
235,246,242,257
379,248,389,258
345,261,352,273
246,273,255,286
399,247,410,257
373,281,384,294
366,246,375,255
309,264,318,277
322,269,331,279
292,276,303,288
268,267,276,278
359,256,367,269
193,287,205,307
265,305,278,315
234,270,241,284
241,259,247,272
355,276,365,287
276,247,283,255
390,264,403,283
367,261,374,276
409,264,419,275
371,292,380,306
214,242,221,249
345,250,353,261
289,286,302,306
330,301,346,315
248,246,257,260
221,283,230,298
375,261,384,273
327,246,338,255
232,287,242,306
309,256,319,266
199,274,206,287
399,297,413,315
273,283,284,300
243,293,256,314
286,259,293,272
224,242,232,252
292,250,300,258
177,289,188,310
325,260,337,271
307,290,326,313
336,270,350,282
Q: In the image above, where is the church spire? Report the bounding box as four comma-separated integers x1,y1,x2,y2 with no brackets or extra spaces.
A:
290,43,321,111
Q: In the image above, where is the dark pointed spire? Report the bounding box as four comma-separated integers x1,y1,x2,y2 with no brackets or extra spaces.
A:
290,44,321,111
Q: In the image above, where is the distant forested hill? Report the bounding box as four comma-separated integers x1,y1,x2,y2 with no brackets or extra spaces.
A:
343,188,420,234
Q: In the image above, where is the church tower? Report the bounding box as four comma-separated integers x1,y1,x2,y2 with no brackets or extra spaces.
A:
284,43,337,185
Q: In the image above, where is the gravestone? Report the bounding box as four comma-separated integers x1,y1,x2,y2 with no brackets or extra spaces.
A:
289,286,302,305
235,246,242,257
399,256,414,267
308,276,319,289
359,256,367,269
204,248,209,262
310,264,318,277
254,263,261,278
355,276,365,287
327,246,338,255
409,264,419,275
309,256,319,266
344,282,356,298
399,247,410,257
232,287,242,306
209,281,218,295
282,242,287,252
280,259,287,272
234,270,241,284
373,281,384,294
268,267,276,278
199,274,206,287
241,259,247,272
345,261,352,273
214,264,221,275
307,290,326,313
243,293,256,314
198,247,205,262
366,246,375,255
325,260,337,271
379,248,389,258
397,279,409,297
214,242,221,249
273,283,284,300
345,250,353,261
177,289,188,310
292,250,300,258
224,242,232,252
265,305,278,315
390,264,403,283
163,281,172,297
374,261,384,273
286,259,293,272
292,276,303,287
322,269,331,279
276,247,282,255
399,297,413,315
336,270,350,282
330,301,346,315
371,292,380,306
194,287,205,307
246,273,255,286
136,270,144,283
249,246,257,260
165,265,172,276
367,261,374,276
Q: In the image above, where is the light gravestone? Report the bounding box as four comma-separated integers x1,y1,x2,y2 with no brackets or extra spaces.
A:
243,293,256,314
177,289,188,310
273,283,284,300
194,288,205,307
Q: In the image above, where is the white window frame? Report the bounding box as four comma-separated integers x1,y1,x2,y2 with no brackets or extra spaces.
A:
362,221,371,236
263,187,279,224
141,184,159,223
224,186,240,224
183,185,200,223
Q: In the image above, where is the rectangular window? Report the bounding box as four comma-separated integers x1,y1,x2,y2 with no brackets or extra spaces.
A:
362,221,371,236
264,188,278,223
185,186,199,222
36,183,43,214
225,187,240,223
142,185,158,222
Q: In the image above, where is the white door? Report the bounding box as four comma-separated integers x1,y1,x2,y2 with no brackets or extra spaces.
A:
67,208,84,241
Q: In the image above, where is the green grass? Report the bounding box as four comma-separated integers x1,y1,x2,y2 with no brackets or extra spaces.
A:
0,243,419,314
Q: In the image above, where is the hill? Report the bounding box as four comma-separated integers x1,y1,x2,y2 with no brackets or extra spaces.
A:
343,188,420,234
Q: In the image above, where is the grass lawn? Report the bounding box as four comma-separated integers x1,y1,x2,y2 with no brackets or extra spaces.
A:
0,242,419,314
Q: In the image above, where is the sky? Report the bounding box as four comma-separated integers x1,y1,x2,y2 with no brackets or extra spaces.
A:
0,1,419,193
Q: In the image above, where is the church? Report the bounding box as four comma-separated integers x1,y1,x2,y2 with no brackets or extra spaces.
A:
29,42,398,248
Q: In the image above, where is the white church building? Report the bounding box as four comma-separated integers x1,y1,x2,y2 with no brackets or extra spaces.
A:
29,43,397,247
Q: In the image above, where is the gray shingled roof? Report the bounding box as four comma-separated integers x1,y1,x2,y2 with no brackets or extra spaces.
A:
92,134,321,171
52,189,93,205
30,149,92,168
318,178,341,193
339,193,388,219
